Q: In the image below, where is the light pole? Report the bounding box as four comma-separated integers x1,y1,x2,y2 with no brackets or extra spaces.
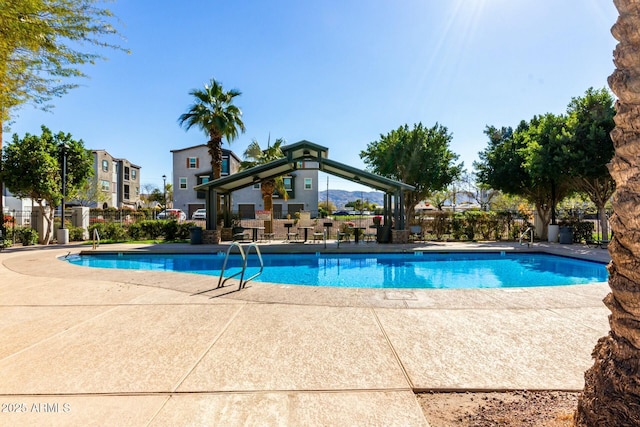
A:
57,143,69,244
162,175,167,209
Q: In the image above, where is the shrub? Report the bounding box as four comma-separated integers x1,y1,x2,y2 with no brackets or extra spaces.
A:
104,223,127,241
163,220,179,241
559,219,594,243
89,222,126,241
176,222,195,240
68,226,85,242
451,214,466,240
140,220,164,239
430,211,450,240
88,223,106,240
17,227,39,245
126,222,144,240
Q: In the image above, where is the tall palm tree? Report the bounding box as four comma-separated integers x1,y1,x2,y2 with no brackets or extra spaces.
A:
178,78,245,222
575,0,640,425
240,137,288,232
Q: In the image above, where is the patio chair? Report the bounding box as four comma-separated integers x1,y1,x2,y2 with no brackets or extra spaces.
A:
312,229,324,243
337,230,351,243
284,223,299,241
232,226,248,241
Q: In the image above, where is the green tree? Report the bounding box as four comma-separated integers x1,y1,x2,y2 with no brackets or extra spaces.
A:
239,137,287,232
70,176,109,207
0,0,127,232
1,126,93,244
318,200,336,216
476,116,574,240
361,122,463,223
178,78,245,227
565,87,616,239
520,113,574,231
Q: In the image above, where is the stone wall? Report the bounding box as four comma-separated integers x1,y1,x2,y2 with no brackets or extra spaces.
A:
202,230,220,244
391,230,409,244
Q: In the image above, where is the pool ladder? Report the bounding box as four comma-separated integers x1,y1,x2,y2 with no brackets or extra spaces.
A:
194,242,264,295
519,227,534,247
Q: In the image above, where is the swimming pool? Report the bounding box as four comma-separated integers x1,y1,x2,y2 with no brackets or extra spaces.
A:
64,252,608,289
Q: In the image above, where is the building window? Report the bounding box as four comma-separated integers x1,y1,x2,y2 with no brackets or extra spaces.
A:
253,183,260,189
280,176,295,198
196,176,209,199
179,177,187,189
124,166,130,180
101,160,108,172
283,177,292,191
135,186,139,197
124,185,130,200
100,180,110,191
222,157,229,175
304,178,312,190
131,169,137,180
187,157,199,169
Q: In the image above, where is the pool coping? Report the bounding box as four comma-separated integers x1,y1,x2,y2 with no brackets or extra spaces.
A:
64,242,610,308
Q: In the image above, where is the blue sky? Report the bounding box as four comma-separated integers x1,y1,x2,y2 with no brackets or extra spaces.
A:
6,0,618,192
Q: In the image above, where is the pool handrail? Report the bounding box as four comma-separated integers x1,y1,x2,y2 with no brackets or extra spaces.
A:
216,242,263,291
519,227,534,247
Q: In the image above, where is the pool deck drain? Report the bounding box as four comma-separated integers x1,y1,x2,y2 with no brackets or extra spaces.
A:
0,241,611,426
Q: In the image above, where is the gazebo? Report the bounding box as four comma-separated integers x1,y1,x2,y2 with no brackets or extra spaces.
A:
193,140,415,242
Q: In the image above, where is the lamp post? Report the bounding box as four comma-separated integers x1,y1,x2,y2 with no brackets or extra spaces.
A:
162,175,167,209
57,143,69,244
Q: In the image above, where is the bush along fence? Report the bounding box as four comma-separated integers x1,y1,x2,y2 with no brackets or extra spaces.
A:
1,207,601,246
415,210,598,243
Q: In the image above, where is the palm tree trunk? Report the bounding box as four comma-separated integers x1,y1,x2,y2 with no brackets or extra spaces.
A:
208,137,223,227
575,0,640,424
261,179,275,233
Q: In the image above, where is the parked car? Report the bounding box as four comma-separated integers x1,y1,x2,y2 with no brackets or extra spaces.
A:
157,209,186,221
332,210,350,216
191,209,207,220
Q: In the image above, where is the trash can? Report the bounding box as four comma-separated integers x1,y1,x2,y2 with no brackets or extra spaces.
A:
189,226,202,245
559,226,573,244
376,226,391,244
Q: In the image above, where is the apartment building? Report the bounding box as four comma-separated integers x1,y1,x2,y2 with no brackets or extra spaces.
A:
92,150,142,209
171,144,319,219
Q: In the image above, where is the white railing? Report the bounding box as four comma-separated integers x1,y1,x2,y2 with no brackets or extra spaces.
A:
92,228,100,250
519,227,534,247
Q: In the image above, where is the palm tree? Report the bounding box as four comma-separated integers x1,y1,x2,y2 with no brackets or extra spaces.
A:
575,0,640,425
178,78,245,223
240,138,288,232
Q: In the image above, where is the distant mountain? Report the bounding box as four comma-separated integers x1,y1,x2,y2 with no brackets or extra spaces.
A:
319,189,384,210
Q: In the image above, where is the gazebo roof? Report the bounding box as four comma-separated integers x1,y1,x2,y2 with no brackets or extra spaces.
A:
193,140,414,194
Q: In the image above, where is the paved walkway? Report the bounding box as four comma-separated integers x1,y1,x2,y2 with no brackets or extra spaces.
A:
0,241,611,426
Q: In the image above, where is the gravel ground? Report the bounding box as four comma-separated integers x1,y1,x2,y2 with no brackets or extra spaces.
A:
418,391,579,426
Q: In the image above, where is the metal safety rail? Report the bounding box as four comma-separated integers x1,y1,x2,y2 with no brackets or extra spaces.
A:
193,242,264,296
519,227,534,247
92,228,100,250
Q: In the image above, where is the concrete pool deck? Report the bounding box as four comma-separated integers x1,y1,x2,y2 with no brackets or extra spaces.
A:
0,240,611,426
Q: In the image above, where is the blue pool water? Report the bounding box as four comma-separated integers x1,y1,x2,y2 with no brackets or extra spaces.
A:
64,252,608,289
